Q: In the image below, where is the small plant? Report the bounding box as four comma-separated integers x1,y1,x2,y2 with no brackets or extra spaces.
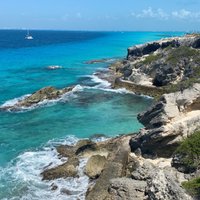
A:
175,131,200,170
182,177,200,198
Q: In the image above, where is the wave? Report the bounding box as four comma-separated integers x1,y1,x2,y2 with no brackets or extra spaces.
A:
84,74,111,89
0,136,89,200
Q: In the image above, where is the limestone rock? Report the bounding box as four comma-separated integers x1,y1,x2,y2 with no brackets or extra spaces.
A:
127,35,200,59
85,155,107,179
108,178,147,200
131,160,154,181
130,83,200,157
86,137,130,200
146,167,192,200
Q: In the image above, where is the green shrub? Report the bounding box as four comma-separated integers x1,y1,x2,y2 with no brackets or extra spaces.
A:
141,53,161,64
176,131,200,170
167,46,199,65
182,177,200,198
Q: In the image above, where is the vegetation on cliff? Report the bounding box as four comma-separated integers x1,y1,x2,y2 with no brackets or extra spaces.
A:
182,177,200,198
173,131,200,198
176,131,200,171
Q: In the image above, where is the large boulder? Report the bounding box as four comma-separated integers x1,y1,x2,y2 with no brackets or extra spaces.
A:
85,155,107,179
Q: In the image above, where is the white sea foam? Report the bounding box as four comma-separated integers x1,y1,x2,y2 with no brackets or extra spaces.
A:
0,94,31,108
47,65,63,70
84,74,111,89
0,136,89,200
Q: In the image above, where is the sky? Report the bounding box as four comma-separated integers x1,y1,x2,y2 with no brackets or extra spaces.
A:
0,0,200,31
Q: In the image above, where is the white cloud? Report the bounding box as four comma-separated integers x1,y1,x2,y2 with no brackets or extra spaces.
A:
172,9,200,19
131,7,200,21
131,7,169,20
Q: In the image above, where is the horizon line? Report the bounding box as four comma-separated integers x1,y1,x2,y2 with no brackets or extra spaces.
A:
0,28,192,32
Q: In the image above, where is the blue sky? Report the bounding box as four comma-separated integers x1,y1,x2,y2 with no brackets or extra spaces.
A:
0,0,200,31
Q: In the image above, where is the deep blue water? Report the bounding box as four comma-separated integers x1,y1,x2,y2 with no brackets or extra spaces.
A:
0,30,184,199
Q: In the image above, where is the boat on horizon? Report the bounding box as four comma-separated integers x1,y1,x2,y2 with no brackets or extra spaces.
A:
25,30,33,40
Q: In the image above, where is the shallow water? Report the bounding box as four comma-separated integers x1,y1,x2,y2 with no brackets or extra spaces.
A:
0,30,184,199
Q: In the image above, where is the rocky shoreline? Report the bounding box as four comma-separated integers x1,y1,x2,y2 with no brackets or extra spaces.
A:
2,34,199,199
36,34,200,199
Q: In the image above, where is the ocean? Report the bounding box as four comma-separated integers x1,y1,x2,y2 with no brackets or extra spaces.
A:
0,30,184,199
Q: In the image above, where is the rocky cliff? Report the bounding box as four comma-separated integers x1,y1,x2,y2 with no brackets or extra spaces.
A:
111,34,200,97
130,83,200,158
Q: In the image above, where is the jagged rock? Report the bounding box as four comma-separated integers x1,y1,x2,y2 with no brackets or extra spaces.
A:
1,86,74,111
18,86,73,107
41,156,79,180
127,36,200,59
127,42,162,58
86,137,130,200
85,155,107,179
107,178,147,200
131,160,154,181
130,83,200,157
146,167,192,200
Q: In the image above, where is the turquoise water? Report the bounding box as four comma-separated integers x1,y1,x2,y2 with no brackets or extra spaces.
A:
0,31,184,199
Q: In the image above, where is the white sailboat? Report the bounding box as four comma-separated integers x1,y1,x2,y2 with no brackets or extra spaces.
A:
25,30,33,40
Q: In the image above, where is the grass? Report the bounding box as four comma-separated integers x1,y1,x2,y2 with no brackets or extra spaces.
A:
177,131,200,197
182,177,200,198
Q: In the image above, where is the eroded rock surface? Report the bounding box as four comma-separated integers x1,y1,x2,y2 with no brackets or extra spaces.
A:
130,83,200,157
85,155,107,179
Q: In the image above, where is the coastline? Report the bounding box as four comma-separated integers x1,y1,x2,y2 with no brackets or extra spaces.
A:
1,33,199,200
53,33,199,199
